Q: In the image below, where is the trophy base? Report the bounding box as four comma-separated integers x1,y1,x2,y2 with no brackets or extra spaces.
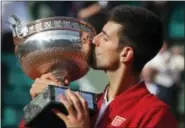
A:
23,85,97,127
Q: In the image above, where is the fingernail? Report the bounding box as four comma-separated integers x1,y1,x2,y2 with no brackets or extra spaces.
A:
68,88,72,93
75,91,80,95
65,89,71,95
64,79,69,84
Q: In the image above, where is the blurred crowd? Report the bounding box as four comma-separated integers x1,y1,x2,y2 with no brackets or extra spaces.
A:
1,1,185,128
142,42,184,119
2,1,184,39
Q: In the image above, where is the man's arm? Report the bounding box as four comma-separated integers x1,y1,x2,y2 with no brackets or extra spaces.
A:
139,106,177,128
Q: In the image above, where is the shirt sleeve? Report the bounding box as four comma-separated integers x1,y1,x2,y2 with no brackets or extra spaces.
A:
139,106,177,128
19,119,25,128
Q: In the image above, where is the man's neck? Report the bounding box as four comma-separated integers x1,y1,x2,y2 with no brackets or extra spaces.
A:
105,67,140,101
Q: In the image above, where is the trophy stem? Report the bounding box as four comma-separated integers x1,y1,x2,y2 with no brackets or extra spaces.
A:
52,68,71,85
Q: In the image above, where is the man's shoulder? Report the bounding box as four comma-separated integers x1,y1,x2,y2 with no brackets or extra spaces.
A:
140,93,169,109
138,94,176,122
138,93,176,120
136,94,177,128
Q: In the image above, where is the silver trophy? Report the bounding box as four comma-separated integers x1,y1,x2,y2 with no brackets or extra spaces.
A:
10,15,97,127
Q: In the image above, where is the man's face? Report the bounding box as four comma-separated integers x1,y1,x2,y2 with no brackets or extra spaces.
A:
91,21,122,70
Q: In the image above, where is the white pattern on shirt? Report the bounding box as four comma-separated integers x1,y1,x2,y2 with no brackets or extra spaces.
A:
94,87,113,128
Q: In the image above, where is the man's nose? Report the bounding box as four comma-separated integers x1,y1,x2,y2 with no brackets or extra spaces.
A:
92,35,100,46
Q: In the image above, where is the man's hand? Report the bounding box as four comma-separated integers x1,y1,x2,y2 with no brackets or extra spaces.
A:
52,89,90,128
77,3,101,19
30,72,69,99
30,73,90,128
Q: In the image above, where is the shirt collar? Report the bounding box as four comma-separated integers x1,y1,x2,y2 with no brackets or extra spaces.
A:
97,80,149,110
103,86,114,104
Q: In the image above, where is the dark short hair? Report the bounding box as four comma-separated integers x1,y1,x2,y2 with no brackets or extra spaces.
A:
109,5,163,73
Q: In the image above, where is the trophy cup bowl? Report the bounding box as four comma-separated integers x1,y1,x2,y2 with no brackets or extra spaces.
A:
10,16,97,127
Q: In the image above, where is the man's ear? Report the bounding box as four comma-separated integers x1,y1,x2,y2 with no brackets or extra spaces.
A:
120,46,134,63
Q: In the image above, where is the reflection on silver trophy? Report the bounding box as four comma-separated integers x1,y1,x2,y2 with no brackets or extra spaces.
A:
10,15,97,127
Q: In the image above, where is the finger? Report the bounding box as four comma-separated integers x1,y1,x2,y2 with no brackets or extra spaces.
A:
30,78,59,99
41,73,59,83
75,91,89,116
30,84,47,98
61,78,70,86
34,78,60,86
59,94,76,117
66,89,84,119
52,109,68,122
64,79,69,85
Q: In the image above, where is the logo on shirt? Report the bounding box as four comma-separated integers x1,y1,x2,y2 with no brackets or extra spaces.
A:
111,116,126,127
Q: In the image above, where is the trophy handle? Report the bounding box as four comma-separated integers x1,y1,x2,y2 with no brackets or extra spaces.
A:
9,14,24,38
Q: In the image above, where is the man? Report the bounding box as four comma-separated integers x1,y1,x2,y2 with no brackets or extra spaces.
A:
20,5,177,128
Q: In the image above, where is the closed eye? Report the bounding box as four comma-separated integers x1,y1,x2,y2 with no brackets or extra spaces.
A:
103,37,108,41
